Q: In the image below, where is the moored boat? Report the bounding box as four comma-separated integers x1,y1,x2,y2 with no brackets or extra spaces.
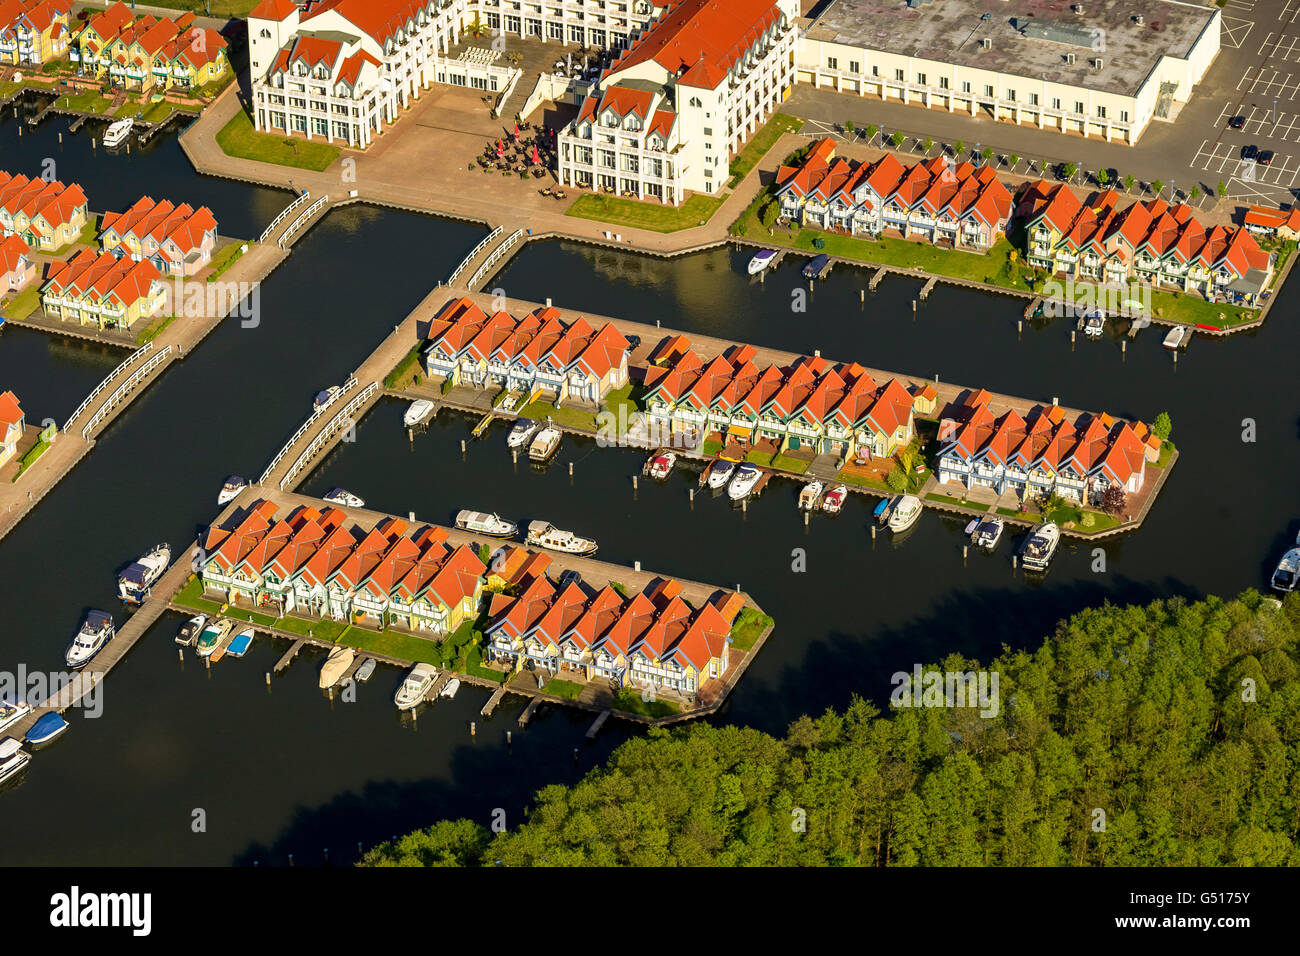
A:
0,697,31,734
65,611,114,669
195,617,232,658
973,517,1005,550
217,476,247,506
727,463,762,501
323,488,365,508
1082,309,1105,337
507,417,539,449
529,425,562,462
526,520,598,555
798,480,824,511
313,385,341,411
706,459,735,490
102,117,132,147
748,249,778,274
872,497,893,524
1271,547,1300,592
645,450,676,480
118,542,170,604
25,712,68,746
404,399,435,427
395,663,437,710
440,677,461,699
319,645,355,689
1021,522,1061,571
821,484,847,514
226,628,254,658
175,613,206,646
455,509,518,537
802,253,830,279
887,495,922,533
0,737,31,785
1162,325,1190,350
355,658,377,682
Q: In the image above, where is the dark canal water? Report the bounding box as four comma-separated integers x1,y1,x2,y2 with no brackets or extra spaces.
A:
2,101,1297,864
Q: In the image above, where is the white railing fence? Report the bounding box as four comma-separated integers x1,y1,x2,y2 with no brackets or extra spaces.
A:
279,381,379,490
258,191,311,244
447,225,503,287
467,228,524,290
81,345,173,439
279,194,329,249
64,341,154,431
257,376,358,486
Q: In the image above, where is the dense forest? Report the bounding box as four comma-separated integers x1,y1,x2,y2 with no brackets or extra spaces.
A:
363,590,1300,866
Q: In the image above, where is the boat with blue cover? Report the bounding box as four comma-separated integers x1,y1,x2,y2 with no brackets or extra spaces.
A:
25,712,68,746
226,628,254,657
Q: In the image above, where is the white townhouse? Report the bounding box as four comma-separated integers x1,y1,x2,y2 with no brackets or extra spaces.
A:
557,0,800,203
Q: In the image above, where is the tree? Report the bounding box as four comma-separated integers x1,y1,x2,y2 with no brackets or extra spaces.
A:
760,200,779,230
885,465,908,492
1151,179,1165,198
1151,412,1173,441
1218,178,1228,198
1124,173,1135,193
1190,184,1201,202
981,146,993,165
923,136,934,155
954,139,965,159
865,123,878,145
1099,484,1126,516
1009,152,1019,171
1096,168,1110,186
1061,162,1077,181
844,119,855,135
890,131,904,149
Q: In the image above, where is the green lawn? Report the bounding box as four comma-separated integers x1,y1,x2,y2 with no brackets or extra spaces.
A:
206,242,246,282
566,193,727,233
518,398,597,432
384,344,423,389
838,472,889,491
602,382,637,420
996,506,1023,517
134,313,177,345
612,687,679,718
730,606,773,652
53,90,115,115
728,113,805,188
1044,503,1121,533
216,109,340,172
12,438,51,481
1147,288,1255,330
126,0,262,16
536,677,584,700
274,614,348,642
925,492,990,512
769,453,811,474
339,625,444,665
1,283,42,321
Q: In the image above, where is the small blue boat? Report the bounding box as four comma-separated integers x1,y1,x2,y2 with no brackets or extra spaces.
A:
226,628,254,658
872,498,892,523
25,712,68,746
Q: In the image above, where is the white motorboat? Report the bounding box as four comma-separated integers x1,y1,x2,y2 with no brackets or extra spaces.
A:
355,658,377,682
1271,547,1300,592
706,459,735,490
645,450,676,480
65,611,114,669
118,542,170,604
1082,309,1105,337
798,480,824,511
0,738,31,785
102,117,132,148
1162,325,1190,350
439,677,461,699
395,663,437,710
529,426,562,462
1021,522,1061,571
455,509,518,537
507,418,539,449
972,517,1005,550
526,519,598,555
887,495,922,533
0,697,32,735
821,484,847,514
175,613,206,647
217,475,247,506
195,617,232,658
727,463,763,500
319,645,355,689
404,399,435,428
323,488,365,508
313,385,342,412
748,249,778,275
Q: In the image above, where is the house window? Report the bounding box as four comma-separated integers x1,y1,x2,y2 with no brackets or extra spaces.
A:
1096,105,1107,119
871,65,879,77
939,76,949,90
894,68,904,81
827,56,837,70
849,60,860,73
1120,109,1130,122
1029,92,1039,105
1006,89,1015,102
961,81,971,93
984,84,994,97
1074,100,1084,114
1052,97,1061,109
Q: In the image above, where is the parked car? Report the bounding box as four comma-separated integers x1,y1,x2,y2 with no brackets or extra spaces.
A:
1241,144,1259,161
1258,149,1275,166
1229,115,1246,130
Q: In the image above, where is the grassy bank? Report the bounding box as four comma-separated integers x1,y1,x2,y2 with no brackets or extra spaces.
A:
566,193,726,233
216,109,340,172
728,113,804,188
730,606,773,652
1,283,42,321
12,438,51,481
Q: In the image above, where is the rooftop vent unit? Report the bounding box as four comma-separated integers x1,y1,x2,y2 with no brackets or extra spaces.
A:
981,37,992,49
1134,14,1144,25
1072,3,1085,14
1092,57,1103,70
1066,52,1076,64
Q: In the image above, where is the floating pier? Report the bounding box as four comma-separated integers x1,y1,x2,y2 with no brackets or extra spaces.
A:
586,709,611,740
274,638,306,673
919,277,937,301
470,412,495,438
869,266,889,291
519,697,542,727
481,685,507,717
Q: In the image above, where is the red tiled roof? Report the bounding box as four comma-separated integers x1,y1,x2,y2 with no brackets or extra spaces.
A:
249,0,298,20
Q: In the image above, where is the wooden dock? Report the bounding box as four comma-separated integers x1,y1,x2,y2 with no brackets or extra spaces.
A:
519,697,542,727
481,684,507,717
274,638,306,673
207,627,238,663
586,709,611,740
470,412,495,438
869,266,889,291
920,277,937,301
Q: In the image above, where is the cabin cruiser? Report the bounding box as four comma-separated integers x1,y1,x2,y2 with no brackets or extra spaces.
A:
102,117,132,147
888,495,922,533
526,520,598,555
323,488,365,508
118,542,170,604
1021,522,1061,571
313,385,342,412
395,663,437,710
798,480,824,511
1271,547,1300,592
821,484,847,514
507,418,539,449
319,645,355,689
455,510,518,537
1082,309,1105,337
404,399,435,428
645,451,676,480
217,475,247,506
0,738,30,785
972,517,1005,550
226,629,254,658
529,426,562,462
175,613,206,647
355,658,377,683
727,463,763,500
195,617,232,658
748,249,778,274
25,712,68,746
706,460,735,490
0,697,31,734
65,611,114,669
802,253,830,279
440,677,461,699
1162,325,1190,350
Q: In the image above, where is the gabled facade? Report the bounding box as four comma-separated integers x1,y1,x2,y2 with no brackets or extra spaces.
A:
100,196,219,277
0,170,88,252
0,390,24,468
0,234,36,294
71,3,229,93
0,0,72,66
41,248,166,330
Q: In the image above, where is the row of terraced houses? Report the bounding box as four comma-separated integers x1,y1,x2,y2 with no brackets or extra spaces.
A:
641,336,922,459
485,548,741,697
936,389,1162,504
199,500,487,633
775,138,1014,250
423,296,631,405
0,0,72,66
70,2,229,92
0,169,87,252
